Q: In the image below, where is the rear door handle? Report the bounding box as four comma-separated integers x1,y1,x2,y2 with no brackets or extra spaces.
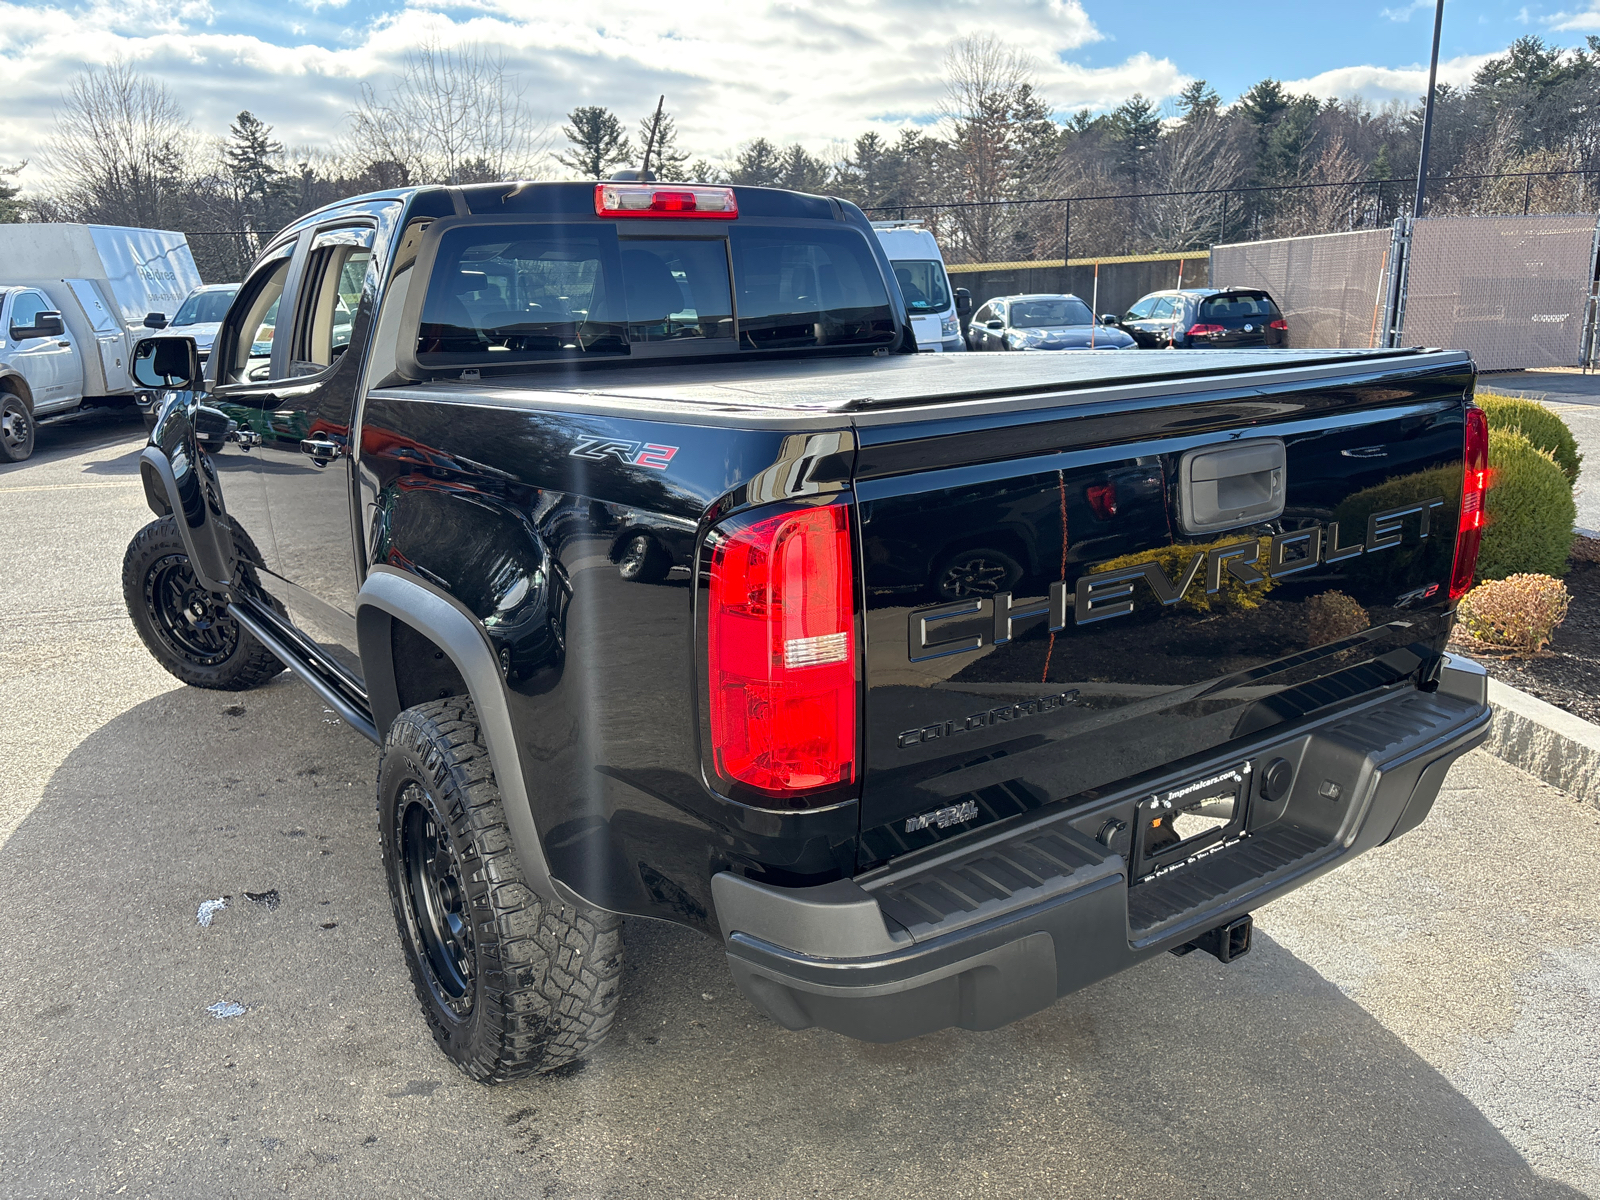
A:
300,437,345,466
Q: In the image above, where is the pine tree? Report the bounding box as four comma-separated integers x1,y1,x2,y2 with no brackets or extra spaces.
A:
777,144,831,193
0,162,25,223
1177,80,1221,125
637,107,690,181
1107,94,1162,188
557,107,632,179
226,112,284,198
727,138,783,186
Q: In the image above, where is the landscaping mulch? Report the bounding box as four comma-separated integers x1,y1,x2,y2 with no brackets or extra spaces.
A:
1466,541,1600,725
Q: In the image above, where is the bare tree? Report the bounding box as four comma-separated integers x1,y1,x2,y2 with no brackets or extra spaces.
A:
49,62,192,227
1139,113,1244,249
349,40,551,184
940,34,1050,262
1276,136,1364,236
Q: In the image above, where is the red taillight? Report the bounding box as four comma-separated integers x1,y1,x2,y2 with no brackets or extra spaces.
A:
1269,318,1287,331
1187,324,1224,337
707,502,856,799
1085,482,1118,520
594,182,738,219
1450,406,1490,600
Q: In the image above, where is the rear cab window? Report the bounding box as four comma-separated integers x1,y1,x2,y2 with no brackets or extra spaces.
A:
1199,292,1280,322
411,216,896,372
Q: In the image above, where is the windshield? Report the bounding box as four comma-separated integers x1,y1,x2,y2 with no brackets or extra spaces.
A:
173,289,236,326
891,259,952,314
418,223,894,365
1010,297,1093,328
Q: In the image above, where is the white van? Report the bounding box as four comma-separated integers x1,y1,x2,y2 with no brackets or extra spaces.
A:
0,224,202,461
871,221,967,352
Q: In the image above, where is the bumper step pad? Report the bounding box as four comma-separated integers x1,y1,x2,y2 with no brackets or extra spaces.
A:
1127,823,1330,936
867,826,1117,942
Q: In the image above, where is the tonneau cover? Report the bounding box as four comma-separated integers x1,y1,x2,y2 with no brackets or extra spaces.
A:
370,347,1471,427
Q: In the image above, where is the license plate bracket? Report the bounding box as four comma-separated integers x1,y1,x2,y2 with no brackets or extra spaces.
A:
1132,762,1251,880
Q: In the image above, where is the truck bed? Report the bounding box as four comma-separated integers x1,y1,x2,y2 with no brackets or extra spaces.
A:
372,347,1467,425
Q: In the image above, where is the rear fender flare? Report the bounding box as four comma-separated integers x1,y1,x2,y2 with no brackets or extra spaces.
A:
356,564,558,903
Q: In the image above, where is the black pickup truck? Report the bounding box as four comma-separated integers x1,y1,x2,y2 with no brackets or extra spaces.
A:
124,178,1492,1083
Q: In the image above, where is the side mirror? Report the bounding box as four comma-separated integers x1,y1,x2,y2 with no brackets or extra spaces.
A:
143,312,169,330
985,319,1004,330
955,288,973,315
1100,314,1119,326
35,312,65,338
132,336,200,390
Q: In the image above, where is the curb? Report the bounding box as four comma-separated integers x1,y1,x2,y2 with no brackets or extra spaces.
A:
1484,677,1600,810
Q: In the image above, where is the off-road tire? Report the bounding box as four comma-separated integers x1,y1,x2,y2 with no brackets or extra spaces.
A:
378,698,624,1083
122,515,285,690
0,394,35,463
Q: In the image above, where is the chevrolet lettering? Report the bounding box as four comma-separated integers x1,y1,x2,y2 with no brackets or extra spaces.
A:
122,173,1490,1083
908,497,1448,659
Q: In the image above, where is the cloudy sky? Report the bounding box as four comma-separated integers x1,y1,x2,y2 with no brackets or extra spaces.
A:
0,0,1586,189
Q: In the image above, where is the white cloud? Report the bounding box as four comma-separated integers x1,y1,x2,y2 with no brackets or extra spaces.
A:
1280,52,1495,103
0,0,1190,189
1379,0,1434,21
1548,3,1600,29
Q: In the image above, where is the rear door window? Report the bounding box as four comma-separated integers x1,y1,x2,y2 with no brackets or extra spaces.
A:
418,225,629,363
728,227,895,351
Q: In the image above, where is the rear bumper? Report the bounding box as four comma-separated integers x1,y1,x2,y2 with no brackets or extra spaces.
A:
714,656,1490,1042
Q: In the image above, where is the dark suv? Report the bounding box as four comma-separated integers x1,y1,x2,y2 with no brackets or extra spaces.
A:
1119,288,1288,349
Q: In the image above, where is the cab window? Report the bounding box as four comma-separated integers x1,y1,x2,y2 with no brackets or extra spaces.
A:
728,226,895,351
891,260,952,314
292,228,375,374
223,255,291,384
9,291,49,335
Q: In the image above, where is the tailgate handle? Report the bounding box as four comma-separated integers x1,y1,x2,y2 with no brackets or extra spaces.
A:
1179,438,1286,534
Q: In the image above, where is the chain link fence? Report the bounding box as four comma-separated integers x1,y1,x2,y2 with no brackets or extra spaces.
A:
1402,214,1600,371
1212,212,1600,370
1209,228,1397,350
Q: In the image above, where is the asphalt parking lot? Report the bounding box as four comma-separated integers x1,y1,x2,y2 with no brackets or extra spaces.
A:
2,411,1598,1199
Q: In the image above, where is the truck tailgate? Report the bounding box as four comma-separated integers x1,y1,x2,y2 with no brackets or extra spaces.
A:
853,353,1473,867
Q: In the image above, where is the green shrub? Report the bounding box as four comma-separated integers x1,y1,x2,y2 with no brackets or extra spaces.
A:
1454,574,1570,654
1478,429,1576,580
1478,393,1583,484
1091,536,1275,613
1329,463,1461,587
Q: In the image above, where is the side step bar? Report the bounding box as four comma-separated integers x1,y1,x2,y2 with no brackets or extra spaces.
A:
227,601,379,744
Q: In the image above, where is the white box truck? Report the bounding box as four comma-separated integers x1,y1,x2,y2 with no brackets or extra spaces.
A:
871,220,968,352
0,223,202,461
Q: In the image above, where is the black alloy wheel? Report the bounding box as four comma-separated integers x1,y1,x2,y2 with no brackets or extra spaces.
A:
0,395,34,463
377,698,625,1082
122,515,285,690
936,548,1024,601
398,783,475,1018
617,532,671,583
144,553,241,667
